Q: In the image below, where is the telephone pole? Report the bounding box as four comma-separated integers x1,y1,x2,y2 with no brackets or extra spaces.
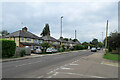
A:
75,30,76,39
105,20,108,49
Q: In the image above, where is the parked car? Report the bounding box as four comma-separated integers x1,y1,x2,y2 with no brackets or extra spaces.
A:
91,47,97,52
35,48,42,54
97,47,101,50
46,48,53,53
52,48,57,53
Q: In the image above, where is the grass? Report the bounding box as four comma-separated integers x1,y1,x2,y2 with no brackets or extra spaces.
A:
103,50,120,62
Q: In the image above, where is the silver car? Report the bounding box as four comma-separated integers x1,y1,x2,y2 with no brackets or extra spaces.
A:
91,47,97,52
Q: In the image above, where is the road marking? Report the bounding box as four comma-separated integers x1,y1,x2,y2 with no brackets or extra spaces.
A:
15,61,41,67
60,67,73,70
60,72,105,78
101,62,118,67
37,75,44,78
69,64,79,65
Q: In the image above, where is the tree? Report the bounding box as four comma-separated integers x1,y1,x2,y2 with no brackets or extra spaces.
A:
40,24,50,36
91,38,98,45
107,32,120,52
63,38,68,41
82,42,89,49
41,42,51,53
0,30,9,37
72,39,77,42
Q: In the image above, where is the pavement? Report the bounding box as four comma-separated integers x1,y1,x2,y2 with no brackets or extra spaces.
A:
2,50,119,78
1,50,84,63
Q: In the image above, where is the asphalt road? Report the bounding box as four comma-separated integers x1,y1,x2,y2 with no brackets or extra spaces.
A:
2,50,94,78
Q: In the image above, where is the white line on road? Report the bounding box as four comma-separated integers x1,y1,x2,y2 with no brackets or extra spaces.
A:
69,64,79,65
60,72,105,78
15,61,41,67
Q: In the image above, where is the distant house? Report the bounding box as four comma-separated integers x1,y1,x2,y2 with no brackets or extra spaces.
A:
4,27,43,49
41,35,60,49
68,39,76,47
74,39,81,45
58,37,70,48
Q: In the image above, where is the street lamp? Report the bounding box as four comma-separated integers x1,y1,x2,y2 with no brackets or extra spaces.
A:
60,16,63,52
61,16,63,37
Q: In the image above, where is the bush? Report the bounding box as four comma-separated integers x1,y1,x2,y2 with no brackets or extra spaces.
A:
58,48,65,52
1,39,16,58
74,44,85,50
19,49,26,57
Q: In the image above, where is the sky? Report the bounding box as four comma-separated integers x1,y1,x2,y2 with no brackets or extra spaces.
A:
1,0,119,43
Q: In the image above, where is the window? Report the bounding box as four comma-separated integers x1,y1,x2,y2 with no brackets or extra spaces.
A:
27,38,31,41
40,40,43,43
21,38,24,41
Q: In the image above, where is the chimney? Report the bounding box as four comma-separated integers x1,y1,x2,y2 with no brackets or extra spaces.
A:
22,27,27,32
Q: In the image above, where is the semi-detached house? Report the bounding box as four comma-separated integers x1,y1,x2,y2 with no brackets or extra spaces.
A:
4,27,43,49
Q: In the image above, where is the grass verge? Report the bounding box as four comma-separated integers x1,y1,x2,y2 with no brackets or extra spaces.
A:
103,50,120,62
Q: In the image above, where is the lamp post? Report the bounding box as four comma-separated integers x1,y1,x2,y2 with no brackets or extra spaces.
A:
60,16,63,52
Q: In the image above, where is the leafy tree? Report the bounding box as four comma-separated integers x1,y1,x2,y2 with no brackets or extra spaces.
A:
72,39,77,42
40,24,50,36
63,38,68,41
107,32,120,52
41,42,51,53
91,38,98,45
0,30,9,37
97,42,103,48
82,42,89,49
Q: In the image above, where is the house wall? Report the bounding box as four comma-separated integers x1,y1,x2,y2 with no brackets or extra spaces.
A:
20,37,33,43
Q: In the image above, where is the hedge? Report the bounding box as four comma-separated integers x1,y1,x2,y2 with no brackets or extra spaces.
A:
1,39,16,58
74,44,85,50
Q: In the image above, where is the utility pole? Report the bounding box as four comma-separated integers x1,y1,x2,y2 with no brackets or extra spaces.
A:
60,16,63,52
75,30,76,39
60,16,63,37
105,20,108,49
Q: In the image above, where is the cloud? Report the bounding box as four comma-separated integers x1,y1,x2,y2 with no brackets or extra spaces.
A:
2,1,118,43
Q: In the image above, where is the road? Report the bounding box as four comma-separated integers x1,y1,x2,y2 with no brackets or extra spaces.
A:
2,50,93,78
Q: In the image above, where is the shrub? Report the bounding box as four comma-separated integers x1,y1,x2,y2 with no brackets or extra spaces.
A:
19,49,26,57
1,39,16,58
74,44,85,50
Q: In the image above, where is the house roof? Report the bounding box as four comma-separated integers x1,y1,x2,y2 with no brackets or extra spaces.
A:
68,39,76,44
74,39,81,44
41,35,59,42
4,30,42,39
58,38,69,43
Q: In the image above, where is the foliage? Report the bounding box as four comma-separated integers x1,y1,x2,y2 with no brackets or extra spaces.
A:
72,39,77,42
63,38,68,41
97,42,103,48
82,42,89,49
40,24,50,36
41,42,51,53
1,39,16,58
74,44,85,50
58,48,65,52
0,30,10,37
91,38,98,45
104,49,120,62
104,32,120,52
19,49,26,57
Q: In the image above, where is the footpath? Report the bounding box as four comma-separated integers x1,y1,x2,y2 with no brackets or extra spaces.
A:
1,50,86,63
44,50,119,78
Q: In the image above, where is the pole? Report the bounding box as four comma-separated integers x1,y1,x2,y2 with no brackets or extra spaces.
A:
105,20,108,49
60,16,63,52
75,30,76,39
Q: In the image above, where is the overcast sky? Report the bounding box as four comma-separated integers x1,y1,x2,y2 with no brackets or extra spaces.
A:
2,1,118,43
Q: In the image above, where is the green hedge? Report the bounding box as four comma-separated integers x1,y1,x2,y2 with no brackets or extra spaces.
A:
1,39,16,58
74,44,85,50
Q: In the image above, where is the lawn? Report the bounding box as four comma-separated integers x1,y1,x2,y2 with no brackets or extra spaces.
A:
103,50,120,62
